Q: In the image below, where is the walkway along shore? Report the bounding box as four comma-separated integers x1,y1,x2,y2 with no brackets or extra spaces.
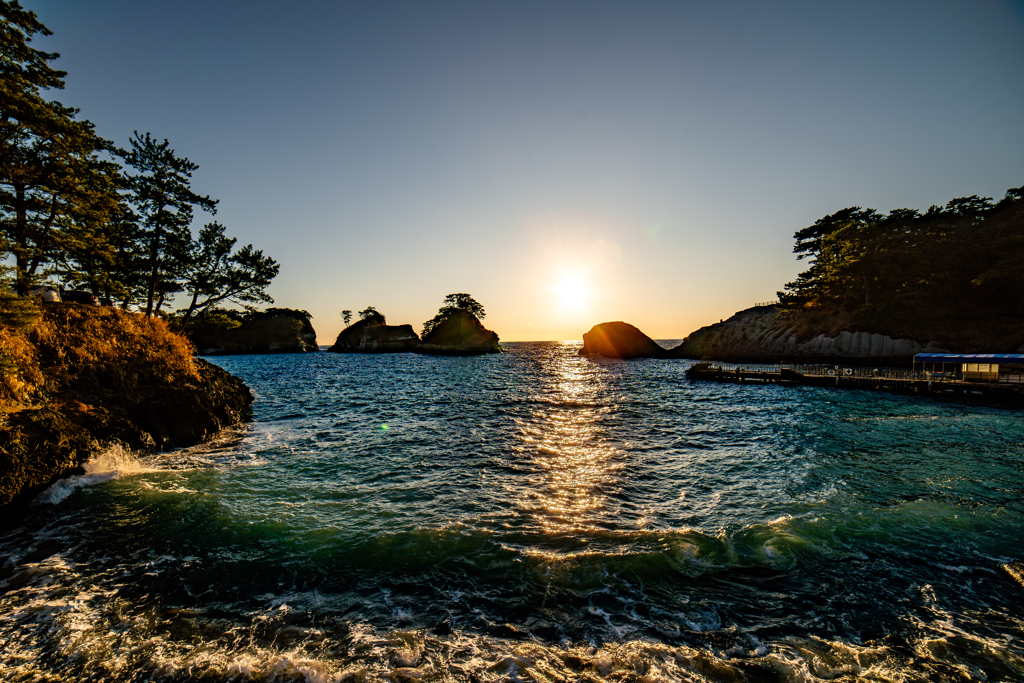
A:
686,362,1024,401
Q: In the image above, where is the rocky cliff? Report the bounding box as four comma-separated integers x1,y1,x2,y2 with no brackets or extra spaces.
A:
672,306,952,364
186,308,318,355
417,310,501,355
0,303,253,508
579,321,672,359
328,316,421,353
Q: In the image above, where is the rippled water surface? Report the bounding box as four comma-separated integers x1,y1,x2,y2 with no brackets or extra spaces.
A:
2,342,1024,681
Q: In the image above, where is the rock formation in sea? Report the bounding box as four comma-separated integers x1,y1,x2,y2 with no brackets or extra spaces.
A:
0,303,253,508
328,313,421,353
671,305,952,364
579,321,673,359
185,308,318,355
416,310,501,355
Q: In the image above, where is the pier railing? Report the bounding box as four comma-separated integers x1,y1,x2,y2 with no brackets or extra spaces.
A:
693,360,1024,385
694,361,933,381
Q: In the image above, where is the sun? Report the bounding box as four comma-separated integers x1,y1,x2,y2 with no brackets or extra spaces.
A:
553,271,593,313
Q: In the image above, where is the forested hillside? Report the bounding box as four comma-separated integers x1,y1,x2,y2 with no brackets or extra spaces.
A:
778,186,1023,348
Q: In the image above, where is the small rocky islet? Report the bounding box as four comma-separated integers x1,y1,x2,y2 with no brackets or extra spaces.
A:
185,308,319,355
328,310,501,355
179,303,502,357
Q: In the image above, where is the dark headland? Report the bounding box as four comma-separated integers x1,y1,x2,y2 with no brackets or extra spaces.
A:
581,305,1023,366
583,183,1024,365
182,308,319,355
0,303,253,509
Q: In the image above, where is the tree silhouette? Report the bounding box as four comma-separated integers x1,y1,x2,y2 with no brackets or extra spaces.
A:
777,186,1024,338
422,293,486,337
0,2,121,293
119,132,217,315
173,222,279,328
359,306,384,322
341,310,352,327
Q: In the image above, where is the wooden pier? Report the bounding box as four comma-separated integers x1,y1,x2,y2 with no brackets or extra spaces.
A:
686,362,1024,401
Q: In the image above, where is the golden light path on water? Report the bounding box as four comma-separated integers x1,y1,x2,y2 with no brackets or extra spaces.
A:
516,347,621,534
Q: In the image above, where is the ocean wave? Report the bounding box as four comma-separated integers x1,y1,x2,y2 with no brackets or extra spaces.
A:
34,445,157,505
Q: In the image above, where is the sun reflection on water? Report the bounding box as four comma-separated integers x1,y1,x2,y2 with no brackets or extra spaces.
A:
515,344,621,534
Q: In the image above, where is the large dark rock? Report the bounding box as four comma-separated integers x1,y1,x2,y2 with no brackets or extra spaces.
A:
416,310,501,355
579,321,672,359
328,316,421,353
0,359,252,508
187,309,318,355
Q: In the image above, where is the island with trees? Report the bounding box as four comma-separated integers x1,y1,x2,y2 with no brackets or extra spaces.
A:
329,294,501,355
178,308,319,355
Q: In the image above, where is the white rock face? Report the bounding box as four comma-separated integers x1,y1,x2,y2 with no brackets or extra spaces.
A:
674,306,950,361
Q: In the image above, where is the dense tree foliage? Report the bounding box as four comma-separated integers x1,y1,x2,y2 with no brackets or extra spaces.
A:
358,306,383,322
0,3,281,320
118,132,218,315
171,305,310,329
422,293,486,337
173,222,280,328
0,0,121,293
778,186,1024,338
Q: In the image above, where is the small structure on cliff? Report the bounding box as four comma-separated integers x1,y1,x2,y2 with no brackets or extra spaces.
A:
579,321,672,359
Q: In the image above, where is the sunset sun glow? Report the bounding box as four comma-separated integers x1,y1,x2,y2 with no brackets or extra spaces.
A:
553,272,593,313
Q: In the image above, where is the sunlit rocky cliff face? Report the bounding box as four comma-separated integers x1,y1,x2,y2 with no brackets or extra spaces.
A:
672,306,952,364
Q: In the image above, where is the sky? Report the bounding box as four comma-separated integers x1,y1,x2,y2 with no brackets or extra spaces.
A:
25,0,1024,342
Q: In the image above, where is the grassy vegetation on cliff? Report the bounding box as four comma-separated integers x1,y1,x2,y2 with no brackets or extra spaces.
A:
1,297,199,416
0,299,252,506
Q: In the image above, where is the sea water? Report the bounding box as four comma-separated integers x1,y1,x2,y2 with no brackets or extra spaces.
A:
1,342,1022,681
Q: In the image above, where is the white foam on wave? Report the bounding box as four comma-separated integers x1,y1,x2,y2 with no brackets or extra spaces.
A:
1,575,1019,683
32,427,271,506
35,445,157,505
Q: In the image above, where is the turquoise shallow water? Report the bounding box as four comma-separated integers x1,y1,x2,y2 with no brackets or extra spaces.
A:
1,342,1023,681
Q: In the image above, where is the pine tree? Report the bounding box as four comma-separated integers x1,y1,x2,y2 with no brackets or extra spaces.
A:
118,132,217,315
0,1,121,292
174,222,280,328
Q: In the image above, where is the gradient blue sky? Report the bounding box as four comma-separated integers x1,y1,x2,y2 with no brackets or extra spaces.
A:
28,0,1024,342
